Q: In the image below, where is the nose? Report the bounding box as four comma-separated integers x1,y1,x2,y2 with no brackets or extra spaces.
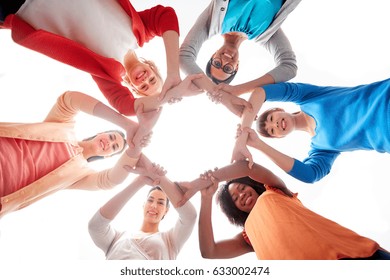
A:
239,192,246,203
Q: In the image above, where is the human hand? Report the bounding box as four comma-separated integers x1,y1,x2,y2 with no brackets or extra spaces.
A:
137,175,160,187
159,73,182,102
209,91,252,117
231,135,253,169
131,103,162,149
200,175,219,198
242,126,262,148
135,103,162,132
124,154,166,179
215,83,246,96
159,73,204,103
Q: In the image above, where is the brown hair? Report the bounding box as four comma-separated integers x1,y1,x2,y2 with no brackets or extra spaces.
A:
256,108,284,138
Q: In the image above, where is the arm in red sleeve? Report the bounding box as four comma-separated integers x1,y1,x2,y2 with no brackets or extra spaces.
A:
138,5,179,40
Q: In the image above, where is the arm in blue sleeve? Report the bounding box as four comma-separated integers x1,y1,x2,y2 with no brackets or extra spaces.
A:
287,150,340,183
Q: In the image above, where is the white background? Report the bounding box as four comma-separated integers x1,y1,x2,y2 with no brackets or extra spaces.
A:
1,0,390,278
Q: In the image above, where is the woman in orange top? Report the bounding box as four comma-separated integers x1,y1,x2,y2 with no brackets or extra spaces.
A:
192,161,390,259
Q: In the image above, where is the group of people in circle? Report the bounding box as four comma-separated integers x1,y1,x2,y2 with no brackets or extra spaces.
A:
1,0,389,260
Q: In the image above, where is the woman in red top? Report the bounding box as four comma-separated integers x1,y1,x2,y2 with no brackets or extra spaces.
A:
1,0,192,116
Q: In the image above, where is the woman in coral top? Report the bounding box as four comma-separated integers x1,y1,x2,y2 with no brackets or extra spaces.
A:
185,161,390,259
0,90,160,218
1,0,192,116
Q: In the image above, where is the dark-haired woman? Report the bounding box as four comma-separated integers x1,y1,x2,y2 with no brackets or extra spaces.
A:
193,161,390,259
0,91,160,218
88,155,197,260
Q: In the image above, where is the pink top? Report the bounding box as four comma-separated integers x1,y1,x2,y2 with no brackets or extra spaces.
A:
0,137,77,197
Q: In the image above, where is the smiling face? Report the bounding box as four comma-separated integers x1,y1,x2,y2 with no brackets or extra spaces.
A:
228,182,259,213
91,131,126,157
263,109,295,138
143,189,169,224
124,61,162,96
209,45,239,81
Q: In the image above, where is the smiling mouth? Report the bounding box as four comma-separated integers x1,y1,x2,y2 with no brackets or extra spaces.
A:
147,211,158,216
223,52,233,59
100,140,106,151
281,119,286,130
245,196,253,206
136,71,146,80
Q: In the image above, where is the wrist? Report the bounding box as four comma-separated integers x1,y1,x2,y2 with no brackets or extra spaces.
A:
125,148,140,165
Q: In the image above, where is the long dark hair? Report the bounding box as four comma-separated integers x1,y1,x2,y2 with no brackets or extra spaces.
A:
205,57,237,85
216,176,266,227
147,186,170,208
83,130,127,162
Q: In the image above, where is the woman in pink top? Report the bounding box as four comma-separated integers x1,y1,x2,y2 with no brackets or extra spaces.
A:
0,90,160,218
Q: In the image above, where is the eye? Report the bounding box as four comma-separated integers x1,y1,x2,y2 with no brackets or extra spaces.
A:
271,128,274,135
149,77,156,85
224,64,233,73
212,59,222,68
140,84,148,91
112,143,119,152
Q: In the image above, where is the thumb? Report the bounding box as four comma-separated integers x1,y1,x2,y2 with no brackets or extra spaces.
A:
247,153,254,169
190,73,204,81
241,99,253,112
158,85,169,101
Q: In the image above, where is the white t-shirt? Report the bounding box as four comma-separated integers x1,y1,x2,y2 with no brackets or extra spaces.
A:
17,0,138,61
88,202,197,260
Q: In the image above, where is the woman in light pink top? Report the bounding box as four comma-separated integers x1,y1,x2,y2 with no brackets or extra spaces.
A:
0,91,161,218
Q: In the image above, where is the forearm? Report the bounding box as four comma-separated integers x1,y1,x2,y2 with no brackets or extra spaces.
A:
163,30,180,78
99,176,145,220
198,196,218,258
234,74,275,96
93,102,136,130
192,74,217,94
252,140,294,172
240,87,265,128
153,176,184,208
134,95,162,113
105,148,141,185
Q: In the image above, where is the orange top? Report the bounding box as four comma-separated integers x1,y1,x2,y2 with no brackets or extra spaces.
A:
244,186,379,260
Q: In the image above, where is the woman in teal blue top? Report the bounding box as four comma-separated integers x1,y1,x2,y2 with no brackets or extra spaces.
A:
231,78,390,183
179,0,301,103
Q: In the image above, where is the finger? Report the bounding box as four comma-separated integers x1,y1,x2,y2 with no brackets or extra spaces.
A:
243,100,253,112
248,153,254,169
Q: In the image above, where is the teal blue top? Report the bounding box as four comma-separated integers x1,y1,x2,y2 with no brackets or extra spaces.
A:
221,0,283,40
262,79,390,183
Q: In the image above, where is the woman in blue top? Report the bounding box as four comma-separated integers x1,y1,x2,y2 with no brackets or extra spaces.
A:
231,78,390,183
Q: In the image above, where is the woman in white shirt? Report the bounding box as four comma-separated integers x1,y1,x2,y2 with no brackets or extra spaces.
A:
88,155,197,260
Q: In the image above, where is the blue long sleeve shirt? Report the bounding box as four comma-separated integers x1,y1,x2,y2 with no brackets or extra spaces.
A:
262,79,390,183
